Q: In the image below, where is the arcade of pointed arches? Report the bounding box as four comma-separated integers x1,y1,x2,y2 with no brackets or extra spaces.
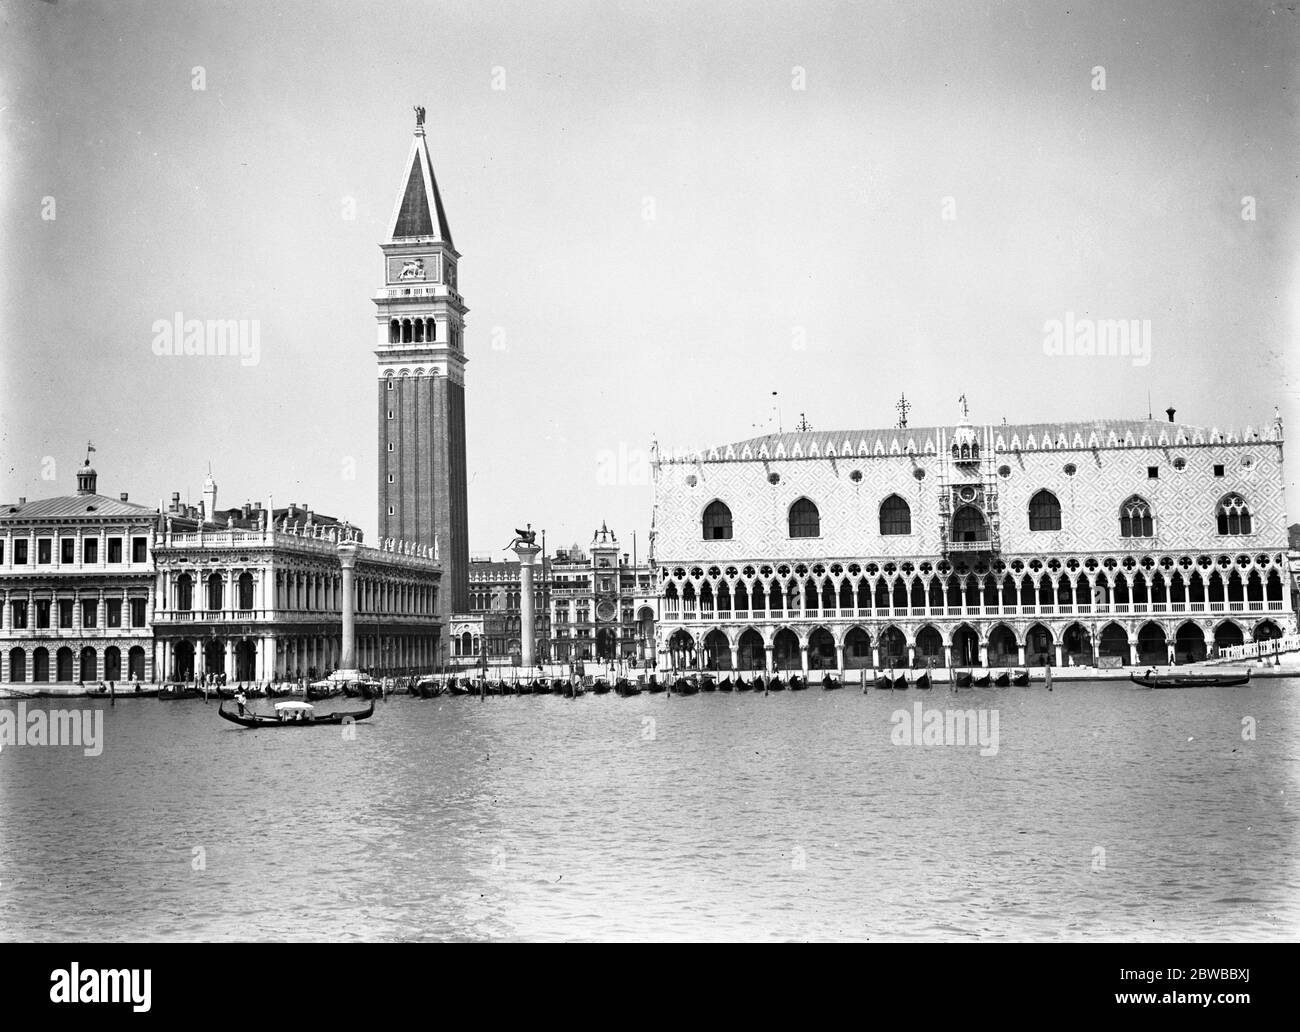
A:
663,617,1287,672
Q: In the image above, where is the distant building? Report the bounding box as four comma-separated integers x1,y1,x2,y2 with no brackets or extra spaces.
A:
652,409,1294,673
0,461,443,686
1,459,158,684
463,554,551,662
548,524,657,665
151,474,442,681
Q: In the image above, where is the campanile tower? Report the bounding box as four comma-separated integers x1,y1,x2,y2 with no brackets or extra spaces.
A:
375,106,470,616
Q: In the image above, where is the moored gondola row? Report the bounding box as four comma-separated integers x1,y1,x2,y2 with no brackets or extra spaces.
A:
395,668,1045,697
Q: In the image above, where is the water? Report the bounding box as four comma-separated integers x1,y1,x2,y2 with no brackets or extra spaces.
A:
1,680,1297,941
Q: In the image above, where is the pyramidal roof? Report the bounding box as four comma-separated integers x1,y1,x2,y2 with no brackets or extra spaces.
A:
387,120,454,247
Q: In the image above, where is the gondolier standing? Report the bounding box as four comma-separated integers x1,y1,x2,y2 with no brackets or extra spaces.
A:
234,688,248,717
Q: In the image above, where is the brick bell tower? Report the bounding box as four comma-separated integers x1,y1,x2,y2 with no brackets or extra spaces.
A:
375,105,470,618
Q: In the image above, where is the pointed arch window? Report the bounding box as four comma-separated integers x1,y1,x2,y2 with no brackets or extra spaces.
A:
1120,496,1153,538
788,497,820,538
1216,494,1252,536
879,495,912,535
702,500,733,540
1028,489,1062,531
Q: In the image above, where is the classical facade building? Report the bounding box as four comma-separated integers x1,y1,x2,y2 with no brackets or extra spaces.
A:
549,524,657,664
462,555,552,662
151,494,441,682
1,461,157,685
375,107,470,621
651,411,1294,674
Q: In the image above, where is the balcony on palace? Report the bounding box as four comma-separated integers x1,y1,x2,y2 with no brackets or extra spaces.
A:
660,598,1288,623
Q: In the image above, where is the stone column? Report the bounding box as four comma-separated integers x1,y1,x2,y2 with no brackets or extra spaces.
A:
871,644,881,669
1017,644,1027,666
978,642,989,667
907,643,916,669
764,644,774,675
800,644,809,676
338,543,359,676
512,538,543,669
1053,643,1063,667
729,645,739,672
835,643,845,673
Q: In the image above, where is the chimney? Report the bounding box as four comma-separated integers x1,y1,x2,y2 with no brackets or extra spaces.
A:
171,492,181,512
1166,407,1176,423
17,497,25,505
119,492,129,502
242,502,252,518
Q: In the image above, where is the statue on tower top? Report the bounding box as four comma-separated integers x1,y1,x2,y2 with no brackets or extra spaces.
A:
414,105,426,127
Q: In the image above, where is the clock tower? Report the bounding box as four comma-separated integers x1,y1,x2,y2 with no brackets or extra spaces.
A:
374,106,470,619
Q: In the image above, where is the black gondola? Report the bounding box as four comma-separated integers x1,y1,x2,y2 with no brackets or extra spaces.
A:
646,678,666,694
891,674,909,690
822,674,841,690
972,673,991,687
1012,670,1030,686
593,679,612,694
736,677,753,692
218,701,374,728
914,672,932,690
993,671,1011,687
1130,671,1252,689
718,676,734,692
159,683,205,700
954,671,973,688
766,676,786,692
673,677,699,695
874,675,893,691
789,675,807,691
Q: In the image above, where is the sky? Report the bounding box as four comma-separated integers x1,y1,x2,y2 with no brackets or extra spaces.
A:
2,0,1297,555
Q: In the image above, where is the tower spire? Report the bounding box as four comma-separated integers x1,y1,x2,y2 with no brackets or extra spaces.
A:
386,105,454,246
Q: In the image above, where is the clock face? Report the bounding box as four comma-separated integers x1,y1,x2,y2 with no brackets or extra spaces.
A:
596,600,616,622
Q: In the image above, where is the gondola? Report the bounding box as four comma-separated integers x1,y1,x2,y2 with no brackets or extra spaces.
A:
532,678,553,695
993,671,1011,687
1012,670,1030,686
736,677,753,693
822,674,841,691
593,678,612,695
159,683,205,700
891,674,909,691
789,675,807,691
700,675,717,693
766,676,786,692
954,671,973,688
646,678,666,694
615,678,640,697
874,675,894,691
972,673,991,687
1129,670,1252,689
218,700,374,728
914,672,932,690
717,676,734,692
672,677,699,695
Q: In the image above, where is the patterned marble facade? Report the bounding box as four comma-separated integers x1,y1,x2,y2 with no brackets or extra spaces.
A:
651,412,1294,673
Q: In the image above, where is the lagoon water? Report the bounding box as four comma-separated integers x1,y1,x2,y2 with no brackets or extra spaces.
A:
1,679,1297,941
